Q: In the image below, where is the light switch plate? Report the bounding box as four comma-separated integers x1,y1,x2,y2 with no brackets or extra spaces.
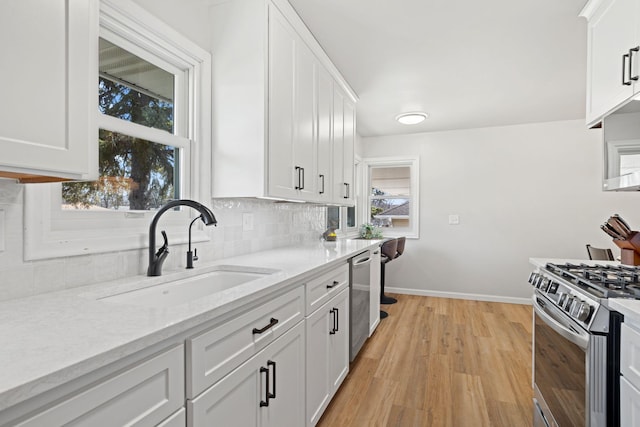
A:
242,213,254,231
0,209,5,251
448,214,460,225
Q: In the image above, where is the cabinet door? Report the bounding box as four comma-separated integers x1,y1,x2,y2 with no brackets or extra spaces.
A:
305,302,332,426
316,67,334,202
332,88,346,203
0,0,97,181
342,99,356,206
189,322,305,427
261,322,306,427
585,0,638,125
369,248,381,336
268,6,298,199
328,289,350,392
293,38,318,200
621,376,640,427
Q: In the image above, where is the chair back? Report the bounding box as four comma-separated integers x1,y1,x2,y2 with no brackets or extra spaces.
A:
395,237,406,258
380,238,398,263
586,244,615,261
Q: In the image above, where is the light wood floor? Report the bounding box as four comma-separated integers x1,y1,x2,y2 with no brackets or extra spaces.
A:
317,294,533,427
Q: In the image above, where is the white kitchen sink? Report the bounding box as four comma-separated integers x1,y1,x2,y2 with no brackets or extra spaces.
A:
99,265,279,308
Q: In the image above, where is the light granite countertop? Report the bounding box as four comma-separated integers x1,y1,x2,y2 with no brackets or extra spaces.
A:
0,239,381,412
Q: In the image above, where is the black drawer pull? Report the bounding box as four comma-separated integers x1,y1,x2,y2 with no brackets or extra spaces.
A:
326,280,339,289
330,308,336,335
252,317,279,334
267,360,276,399
623,53,632,86
260,366,269,407
334,307,339,332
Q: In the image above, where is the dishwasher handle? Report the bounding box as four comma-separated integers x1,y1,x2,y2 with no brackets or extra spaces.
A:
353,256,371,266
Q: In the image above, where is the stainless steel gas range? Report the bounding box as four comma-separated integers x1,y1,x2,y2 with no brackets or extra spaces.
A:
528,262,640,427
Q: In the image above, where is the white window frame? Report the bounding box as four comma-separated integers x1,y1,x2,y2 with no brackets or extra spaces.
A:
24,0,212,260
363,156,420,239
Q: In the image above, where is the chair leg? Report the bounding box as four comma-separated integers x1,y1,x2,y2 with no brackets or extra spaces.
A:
380,262,397,305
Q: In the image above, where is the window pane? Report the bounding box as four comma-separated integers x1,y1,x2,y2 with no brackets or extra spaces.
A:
62,129,179,211
99,38,174,133
346,206,356,228
371,166,410,196
371,198,410,228
327,206,340,230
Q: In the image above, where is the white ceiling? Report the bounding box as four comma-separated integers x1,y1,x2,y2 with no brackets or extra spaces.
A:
287,0,589,137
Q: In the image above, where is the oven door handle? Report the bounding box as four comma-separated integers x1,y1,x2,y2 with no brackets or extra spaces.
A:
532,295,589,351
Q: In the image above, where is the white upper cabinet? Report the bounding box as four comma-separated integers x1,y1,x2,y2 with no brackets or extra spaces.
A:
582,0,640,126
0,0,98,182
210,0,357,204
331,87,356,205
316,67,334,203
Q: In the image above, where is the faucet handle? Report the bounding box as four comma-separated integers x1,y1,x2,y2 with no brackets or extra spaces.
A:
193,248,198,262
156,230,169,257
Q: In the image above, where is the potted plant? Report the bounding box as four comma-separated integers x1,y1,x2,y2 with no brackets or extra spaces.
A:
359,223,383,239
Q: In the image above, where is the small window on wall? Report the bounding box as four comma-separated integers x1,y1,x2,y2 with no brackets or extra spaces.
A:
366,157,419,238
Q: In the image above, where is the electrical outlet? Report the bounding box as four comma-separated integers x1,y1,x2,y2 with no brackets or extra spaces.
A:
242,213,254,231
448,214,460,225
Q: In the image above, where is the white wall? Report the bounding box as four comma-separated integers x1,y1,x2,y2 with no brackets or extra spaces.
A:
363,119,640,303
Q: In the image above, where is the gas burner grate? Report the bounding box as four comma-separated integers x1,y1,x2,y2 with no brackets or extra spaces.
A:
546,263,640,299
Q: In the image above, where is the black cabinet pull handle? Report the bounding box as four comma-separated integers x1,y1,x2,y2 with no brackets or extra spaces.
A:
343,183,349,199
294,166,305,190
260,366,269,407
334,307,339,332
252,317,279,334
623,53,632,85
319,174,325,194
329,308,336,335
326,280,339,289
267,360,276,399
631,46,639,82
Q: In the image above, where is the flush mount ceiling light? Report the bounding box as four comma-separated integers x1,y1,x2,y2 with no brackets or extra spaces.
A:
395,112,428,125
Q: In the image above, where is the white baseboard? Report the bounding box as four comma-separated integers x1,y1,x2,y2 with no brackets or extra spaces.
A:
385,286,532,305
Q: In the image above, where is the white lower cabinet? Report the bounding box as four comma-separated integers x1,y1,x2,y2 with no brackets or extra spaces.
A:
187,321,305,427
15,345,185,427
621,322,640,427
305,288,349,427
621,376,640,427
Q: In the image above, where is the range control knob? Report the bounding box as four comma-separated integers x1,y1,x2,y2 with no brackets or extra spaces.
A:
575,302,592,322
564,297,575,312
557,292,567,306
547,281,559,294
528,272,538,284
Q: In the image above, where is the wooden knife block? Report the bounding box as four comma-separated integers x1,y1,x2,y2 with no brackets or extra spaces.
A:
613,231,640,265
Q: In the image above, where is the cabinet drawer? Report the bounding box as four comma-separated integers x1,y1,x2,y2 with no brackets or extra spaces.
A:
17,345,184,427
621,376,640,427
186,286,304,398
305,264,349,315
158,408,186,427
621,323,640,388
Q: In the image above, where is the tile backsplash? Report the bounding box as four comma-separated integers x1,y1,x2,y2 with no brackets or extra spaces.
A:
0,180,326,302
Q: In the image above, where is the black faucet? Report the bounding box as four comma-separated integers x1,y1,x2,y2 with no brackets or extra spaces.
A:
147,199,217,276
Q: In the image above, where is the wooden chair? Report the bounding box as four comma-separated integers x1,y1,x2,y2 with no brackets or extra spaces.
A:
586,244,615,261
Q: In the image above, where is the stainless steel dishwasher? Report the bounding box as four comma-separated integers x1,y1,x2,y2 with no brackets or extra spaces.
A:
349,250,371,361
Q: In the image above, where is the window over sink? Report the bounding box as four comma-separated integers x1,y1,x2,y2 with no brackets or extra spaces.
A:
23,0,211,260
